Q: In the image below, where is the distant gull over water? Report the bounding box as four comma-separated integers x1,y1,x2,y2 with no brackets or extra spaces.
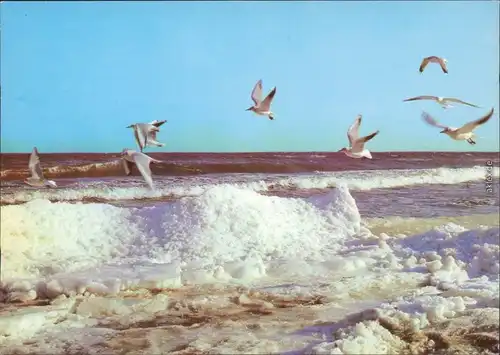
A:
419,56,448,74
403,95,480,110
338,115,379,159
126,120,167,152
422,108,494,145
246,79,277,120
24,147,57,188
121,148,162,190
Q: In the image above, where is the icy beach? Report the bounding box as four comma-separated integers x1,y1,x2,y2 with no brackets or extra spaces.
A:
1,163,499,354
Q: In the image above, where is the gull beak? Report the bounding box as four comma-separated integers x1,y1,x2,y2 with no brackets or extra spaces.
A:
245,107,253,111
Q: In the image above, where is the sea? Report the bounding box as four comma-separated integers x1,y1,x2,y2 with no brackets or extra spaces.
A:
0,151,499,354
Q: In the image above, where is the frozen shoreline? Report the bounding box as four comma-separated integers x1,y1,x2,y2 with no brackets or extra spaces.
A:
0,277,498,354
1,218,499,354
1,184,498,354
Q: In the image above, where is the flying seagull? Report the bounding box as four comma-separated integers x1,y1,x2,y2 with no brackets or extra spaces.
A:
403,96,480,110
121,149,162,190
421,108,494,145
419,56,448,74
126,120,167,152
24,147,57,188
246,79,277,120
338,115,380,159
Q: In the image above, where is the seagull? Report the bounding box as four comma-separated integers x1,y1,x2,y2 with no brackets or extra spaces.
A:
403,96,480,109
338,115,380,159
24,147,57,188
421,108,494,145
419,56,448,74
126,120,167,152
246,79,277,120
120,149,162,190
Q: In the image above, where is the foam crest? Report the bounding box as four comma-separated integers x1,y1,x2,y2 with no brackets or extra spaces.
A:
157,184,361,269
2,166,497,204
282,166,500,191
0,185,362,300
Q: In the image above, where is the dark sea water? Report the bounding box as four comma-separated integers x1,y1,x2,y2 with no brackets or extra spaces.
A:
1,151,499,354
1,151,499,178
1,151,498,218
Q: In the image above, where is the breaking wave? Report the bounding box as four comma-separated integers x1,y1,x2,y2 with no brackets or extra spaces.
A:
1,166,498,204
1,184,498,303
1,151,498,181
1,184,361,283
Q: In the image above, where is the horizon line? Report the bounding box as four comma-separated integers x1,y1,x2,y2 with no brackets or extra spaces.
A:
1,150,499,155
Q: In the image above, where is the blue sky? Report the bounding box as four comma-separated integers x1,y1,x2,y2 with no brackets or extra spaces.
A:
1,1,499,153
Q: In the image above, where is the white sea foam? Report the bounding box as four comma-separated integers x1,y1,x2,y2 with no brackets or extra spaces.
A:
1,184,362,297
301,224,500,354
1,184,499,353
0,199,141,280
2,184,498,292
158,184,360,266
1,166,497,204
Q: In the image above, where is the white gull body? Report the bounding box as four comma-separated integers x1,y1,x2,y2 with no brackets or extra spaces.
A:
127,120,167,152
422,108,495,145
120,149,162,190
24,147,57,188
338,115,380,159
246,79,277,120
